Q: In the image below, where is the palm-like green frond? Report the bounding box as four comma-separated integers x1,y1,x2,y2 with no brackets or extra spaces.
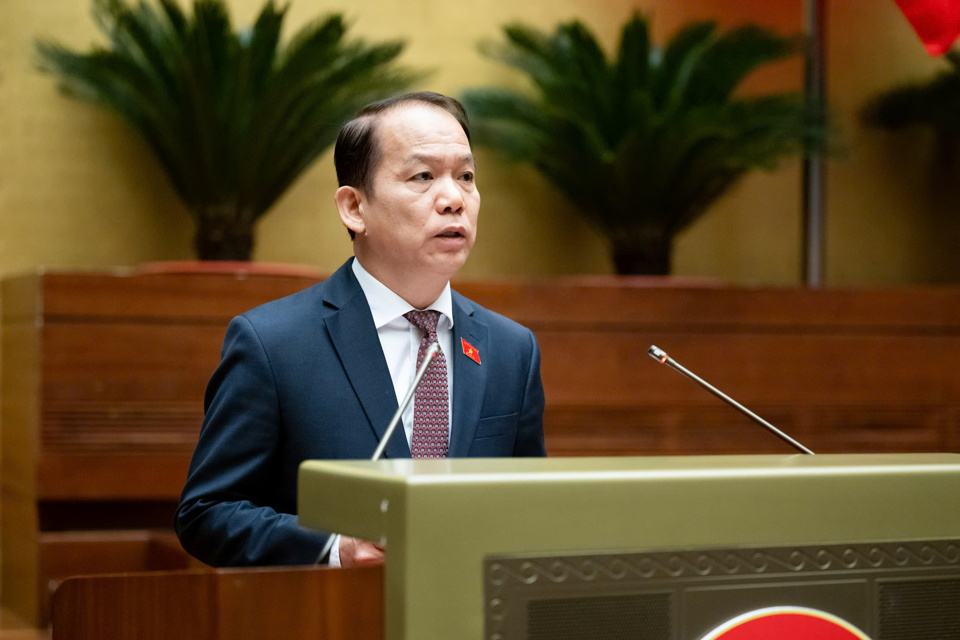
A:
863,50,960,137
36,0,420,259
681,25,797,107
463,12,824,274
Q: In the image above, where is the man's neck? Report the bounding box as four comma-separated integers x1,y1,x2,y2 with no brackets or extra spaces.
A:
352,256,450,310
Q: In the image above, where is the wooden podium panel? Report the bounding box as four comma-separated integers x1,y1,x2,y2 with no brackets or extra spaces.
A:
51,565,383,640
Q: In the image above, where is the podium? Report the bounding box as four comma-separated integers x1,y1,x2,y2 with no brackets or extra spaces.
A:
298,454,960,640
51,565,383,640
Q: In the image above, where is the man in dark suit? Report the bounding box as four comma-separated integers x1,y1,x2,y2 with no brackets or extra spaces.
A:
175,92,547,568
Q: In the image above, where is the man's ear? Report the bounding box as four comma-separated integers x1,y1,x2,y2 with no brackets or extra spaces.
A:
335,186,365,236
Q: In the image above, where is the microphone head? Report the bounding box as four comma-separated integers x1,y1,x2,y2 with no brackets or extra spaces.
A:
421,342,441,368
648,345,669,364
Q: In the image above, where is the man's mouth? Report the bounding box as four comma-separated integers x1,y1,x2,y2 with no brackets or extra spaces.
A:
437,231,463,238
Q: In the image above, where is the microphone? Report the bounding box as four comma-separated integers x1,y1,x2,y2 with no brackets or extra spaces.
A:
371,342,441,462
315,342,441,564
648,345,815,455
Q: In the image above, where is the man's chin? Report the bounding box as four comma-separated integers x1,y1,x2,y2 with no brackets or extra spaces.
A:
427,251,471,280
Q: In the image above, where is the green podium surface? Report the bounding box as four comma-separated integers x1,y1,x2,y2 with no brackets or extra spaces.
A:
298,454,960,640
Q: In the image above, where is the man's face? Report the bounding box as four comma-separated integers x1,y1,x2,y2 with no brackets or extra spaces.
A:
355,103,480,286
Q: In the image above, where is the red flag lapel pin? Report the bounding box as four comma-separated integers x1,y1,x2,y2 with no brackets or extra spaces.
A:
461,338,481,364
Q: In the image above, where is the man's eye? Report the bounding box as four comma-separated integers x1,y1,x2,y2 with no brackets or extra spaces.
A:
413,171,432,181
461,172,475,182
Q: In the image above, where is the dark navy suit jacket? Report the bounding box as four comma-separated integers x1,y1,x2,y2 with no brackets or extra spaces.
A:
175,259,546,566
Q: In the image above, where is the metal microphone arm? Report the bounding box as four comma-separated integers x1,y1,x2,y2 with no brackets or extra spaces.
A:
316,342,441,564
371,342,440,462
648,345,815,455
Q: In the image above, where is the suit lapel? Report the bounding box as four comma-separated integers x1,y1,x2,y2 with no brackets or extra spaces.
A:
448,293,488,457
323,261,411,459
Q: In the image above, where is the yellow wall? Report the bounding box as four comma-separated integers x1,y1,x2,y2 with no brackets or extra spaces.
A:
2,1,954,285
826,1,960,285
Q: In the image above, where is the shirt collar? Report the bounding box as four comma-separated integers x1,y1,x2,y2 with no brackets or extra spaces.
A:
351,257,454,330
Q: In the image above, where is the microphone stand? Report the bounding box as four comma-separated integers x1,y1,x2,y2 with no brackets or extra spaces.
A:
315,343,441,564
371,343,440,462
648,345,815,456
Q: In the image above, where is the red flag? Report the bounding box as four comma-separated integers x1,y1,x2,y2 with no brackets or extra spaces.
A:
893,0,960,55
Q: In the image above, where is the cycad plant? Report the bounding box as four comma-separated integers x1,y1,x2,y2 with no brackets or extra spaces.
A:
36,0,418,260
863,50,960,137
462,14,825,275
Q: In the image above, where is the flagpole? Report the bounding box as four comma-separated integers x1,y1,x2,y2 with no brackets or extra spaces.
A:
802,0,827,287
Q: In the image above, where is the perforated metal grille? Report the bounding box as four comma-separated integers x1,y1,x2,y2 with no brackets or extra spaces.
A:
527,593,671,640
879,579,960,640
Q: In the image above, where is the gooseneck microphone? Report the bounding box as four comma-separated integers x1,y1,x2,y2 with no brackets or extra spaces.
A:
371,342,441,462
315,342,441,564
648,345,815,456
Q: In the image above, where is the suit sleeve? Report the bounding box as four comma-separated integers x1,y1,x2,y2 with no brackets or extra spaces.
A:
513,329,548,457
175,315,329,566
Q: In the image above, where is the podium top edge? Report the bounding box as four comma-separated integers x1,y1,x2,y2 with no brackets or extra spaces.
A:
299,453,960,483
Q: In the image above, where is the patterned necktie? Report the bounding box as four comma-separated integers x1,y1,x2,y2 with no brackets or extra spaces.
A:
403,310,449,458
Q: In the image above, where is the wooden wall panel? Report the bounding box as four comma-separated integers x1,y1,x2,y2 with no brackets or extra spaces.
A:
41,324,224,403
37,455,190,500
1,318,42,624
543,405,948,457
536,332,960,407
543,406,805,457
454,281,960,328
36,269,322,320
4,269,960,626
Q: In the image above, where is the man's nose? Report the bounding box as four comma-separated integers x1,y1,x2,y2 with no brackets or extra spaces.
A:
436,176,464,214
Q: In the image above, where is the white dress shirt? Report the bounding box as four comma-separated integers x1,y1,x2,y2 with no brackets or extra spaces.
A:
350,258,455,442
329,257,455,566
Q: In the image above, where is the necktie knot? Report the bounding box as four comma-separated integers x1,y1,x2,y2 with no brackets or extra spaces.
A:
404,310,441,337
